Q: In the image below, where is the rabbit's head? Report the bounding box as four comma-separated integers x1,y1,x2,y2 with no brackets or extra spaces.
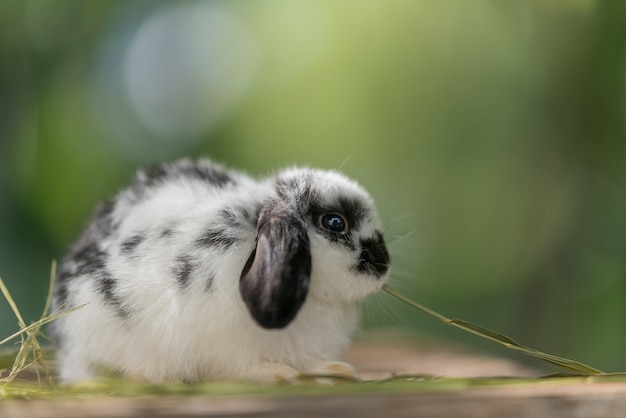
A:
240,168,390,329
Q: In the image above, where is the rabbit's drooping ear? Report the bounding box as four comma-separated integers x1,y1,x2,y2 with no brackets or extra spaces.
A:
239,201,311,329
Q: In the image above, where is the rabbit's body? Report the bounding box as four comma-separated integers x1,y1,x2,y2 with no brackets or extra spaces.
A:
52,159,390,382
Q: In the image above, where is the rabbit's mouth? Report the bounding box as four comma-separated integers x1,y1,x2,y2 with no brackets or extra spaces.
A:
354,232,390,278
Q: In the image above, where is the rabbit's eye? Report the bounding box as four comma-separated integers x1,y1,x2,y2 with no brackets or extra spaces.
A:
319,213,348,234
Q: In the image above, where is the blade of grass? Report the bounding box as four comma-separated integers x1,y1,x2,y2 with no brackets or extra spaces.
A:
382,285,603,375
0,274,33,387
0,275,26,329
0,266,86,389
0,305,87,348
41,260,57,320
34,259,58,383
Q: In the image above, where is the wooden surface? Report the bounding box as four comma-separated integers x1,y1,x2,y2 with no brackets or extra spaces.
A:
2,333,624,418
4,382,626,418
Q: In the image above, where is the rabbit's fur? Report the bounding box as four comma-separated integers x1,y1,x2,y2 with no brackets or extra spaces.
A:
52,159,390,383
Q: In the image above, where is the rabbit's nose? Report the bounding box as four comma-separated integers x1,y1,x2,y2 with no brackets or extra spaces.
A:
356,232,390,278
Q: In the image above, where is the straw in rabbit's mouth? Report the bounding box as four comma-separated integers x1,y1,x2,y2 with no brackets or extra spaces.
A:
381,285,604,375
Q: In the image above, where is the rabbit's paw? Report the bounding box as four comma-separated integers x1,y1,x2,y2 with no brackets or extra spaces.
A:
245,363,302,384
305,361,360,384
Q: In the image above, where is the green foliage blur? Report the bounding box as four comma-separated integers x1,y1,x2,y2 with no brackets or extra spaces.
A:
1,0,625,372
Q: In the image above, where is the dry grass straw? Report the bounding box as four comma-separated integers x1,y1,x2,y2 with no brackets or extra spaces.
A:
382,285,604,375
0,261,85,398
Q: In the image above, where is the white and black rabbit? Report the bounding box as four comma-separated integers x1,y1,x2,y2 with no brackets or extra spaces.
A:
51,158,391,383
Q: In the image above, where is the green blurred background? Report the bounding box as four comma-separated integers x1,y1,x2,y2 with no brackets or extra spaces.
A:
1,0,625,372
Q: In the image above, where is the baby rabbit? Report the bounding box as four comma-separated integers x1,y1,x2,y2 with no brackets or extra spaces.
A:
51,158,390,383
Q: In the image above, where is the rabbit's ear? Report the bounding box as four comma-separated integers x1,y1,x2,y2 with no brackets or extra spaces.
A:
239,204,311,329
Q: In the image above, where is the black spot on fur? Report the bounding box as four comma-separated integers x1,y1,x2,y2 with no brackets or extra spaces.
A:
161,227,174,237
97,272,130,318
55,202,116,307
172,256,195,288
55,241,130,318
337,197,366,229
144,163,168,185
219,208,242,229
196,228,238,250
92,200,117,236
356,231,390,278
158,220,180,238
126,163,168,202
139,160,235,189
72,243,108,276
247,204,262,226
206,273,215,292
179,161,235,188
53,269,70,308
120,234,145,254
275,175,313,212
68,200,119,246
127,160,237,203
219,206,259,228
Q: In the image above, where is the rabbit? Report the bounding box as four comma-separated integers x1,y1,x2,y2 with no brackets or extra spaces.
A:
51,158,391,383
